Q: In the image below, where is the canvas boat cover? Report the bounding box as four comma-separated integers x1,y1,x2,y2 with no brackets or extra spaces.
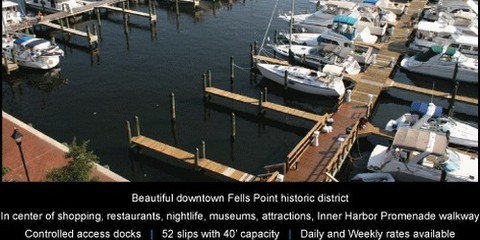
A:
410,101,442,118
392,128,448,156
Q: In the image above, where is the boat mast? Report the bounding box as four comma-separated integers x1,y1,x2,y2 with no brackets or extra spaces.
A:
289,0,294,50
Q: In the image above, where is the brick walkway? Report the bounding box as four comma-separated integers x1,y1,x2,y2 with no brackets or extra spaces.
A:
2,111,128,182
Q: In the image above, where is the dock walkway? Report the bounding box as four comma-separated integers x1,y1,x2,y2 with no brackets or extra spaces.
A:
205,87,324,122
130,135,262,182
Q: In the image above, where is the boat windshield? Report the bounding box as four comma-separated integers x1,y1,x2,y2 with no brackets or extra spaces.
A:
439,149,461,172
414,47,440,62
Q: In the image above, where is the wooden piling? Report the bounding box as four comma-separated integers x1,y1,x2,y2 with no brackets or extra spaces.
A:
284,70,288,90
170,92,176,123
194,147,200,171
201,140,206,159
231,113,236,141
207,70,212,87
93,24,98,45
96,8,102,27
254,41,258,55
127,121,132,144
230,56,235,82
86,26,92,48
175,0,180,16
274,30,277,44
259,92,264,114
135,116,141,136
3,55,10,75
264,87,268,102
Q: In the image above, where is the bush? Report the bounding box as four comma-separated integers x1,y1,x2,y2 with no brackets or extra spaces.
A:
46,138,100,182
2,167,9,176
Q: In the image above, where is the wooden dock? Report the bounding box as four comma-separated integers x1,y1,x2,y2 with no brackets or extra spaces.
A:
130,135,272,182
2,57,19,74
39,21,98,44
205,87,325,122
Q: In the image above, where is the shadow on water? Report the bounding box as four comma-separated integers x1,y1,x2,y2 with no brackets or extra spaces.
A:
3,68,68,94
128,148,218,182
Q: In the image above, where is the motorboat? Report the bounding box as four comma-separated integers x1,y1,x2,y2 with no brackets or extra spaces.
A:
318,15,376,64
25,0,86,14
256,63,346,97
310,0,405,16
400,45,478,83
277,15,376,65
279,1,358,33
354,1,397,26
270,43,362,75
2,33,64,69
2,0,24,31
409,14,478,57
423,0,478,22
367,128,478,182
351,172,395,182
385,101,478,148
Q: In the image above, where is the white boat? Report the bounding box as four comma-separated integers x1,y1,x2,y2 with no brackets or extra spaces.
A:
2,0,24,32
279,1,358,33
351,172,395,182
354,1,397,26
409,16,478,57
385,101,478,148
310,0,405,16
256,63,346,97
423,0,478,22
25,0,86,14
367,128,478,182
270,43,362,75
400,45,478,84
2,33,64,69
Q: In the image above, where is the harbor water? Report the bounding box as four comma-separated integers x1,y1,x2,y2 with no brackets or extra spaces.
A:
2,0,478,181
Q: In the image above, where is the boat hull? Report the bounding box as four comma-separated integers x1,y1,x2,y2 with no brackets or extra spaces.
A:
400,58,478,84
256,63,344,97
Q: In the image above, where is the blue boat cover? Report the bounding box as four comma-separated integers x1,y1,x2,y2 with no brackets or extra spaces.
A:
333,15,357,25
410,101,442,118
363,0,379,5
14,36,32,45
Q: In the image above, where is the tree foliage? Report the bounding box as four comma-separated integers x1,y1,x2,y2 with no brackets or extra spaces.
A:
46,138,100,182
2,167,9,176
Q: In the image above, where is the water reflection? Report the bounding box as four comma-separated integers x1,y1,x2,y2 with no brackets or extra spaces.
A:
3,68,68,94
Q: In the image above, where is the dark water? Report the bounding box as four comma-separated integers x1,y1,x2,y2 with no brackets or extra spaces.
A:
3,1,478,181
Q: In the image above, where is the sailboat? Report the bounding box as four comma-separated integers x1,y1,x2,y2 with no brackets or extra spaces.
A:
256,0,346,97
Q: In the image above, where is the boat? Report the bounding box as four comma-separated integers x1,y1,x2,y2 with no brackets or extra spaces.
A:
270,43,362,75
385,101,478,148
408,14,478,57
2,33,64,69
423,0,478,22
25,0,86,14
367,128,478,182
400,45,478,84
2,0,24,31
256,63,346,97
365,0,406,16
351,172,395,182
279,1,358,33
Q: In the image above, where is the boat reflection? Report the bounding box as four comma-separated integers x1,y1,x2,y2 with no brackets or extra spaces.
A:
4,68,68,94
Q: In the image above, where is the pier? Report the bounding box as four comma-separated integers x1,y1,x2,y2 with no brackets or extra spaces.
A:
11,0,157,47
2,57,19,75
127,116,278,182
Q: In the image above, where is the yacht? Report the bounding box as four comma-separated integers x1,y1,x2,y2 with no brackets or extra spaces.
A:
256,63,346,97
25,0,86,14
367,128,478,182
385,101,478,148
270,43,362,75
2,33,64,69
2,0,24,31
400,45,478,83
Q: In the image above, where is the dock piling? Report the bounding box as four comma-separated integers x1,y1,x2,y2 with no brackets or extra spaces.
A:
230,56,235,82
135,116,141,136
170,92,176,123
284,70,288,90
194,147,200,171
264,87,268,102
201,141,206,159
175,0,180,15
366,94,374,117
96,8,102,27
207,70,212,87
3,55,10,75
127,121,132,144
231,113,236,141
